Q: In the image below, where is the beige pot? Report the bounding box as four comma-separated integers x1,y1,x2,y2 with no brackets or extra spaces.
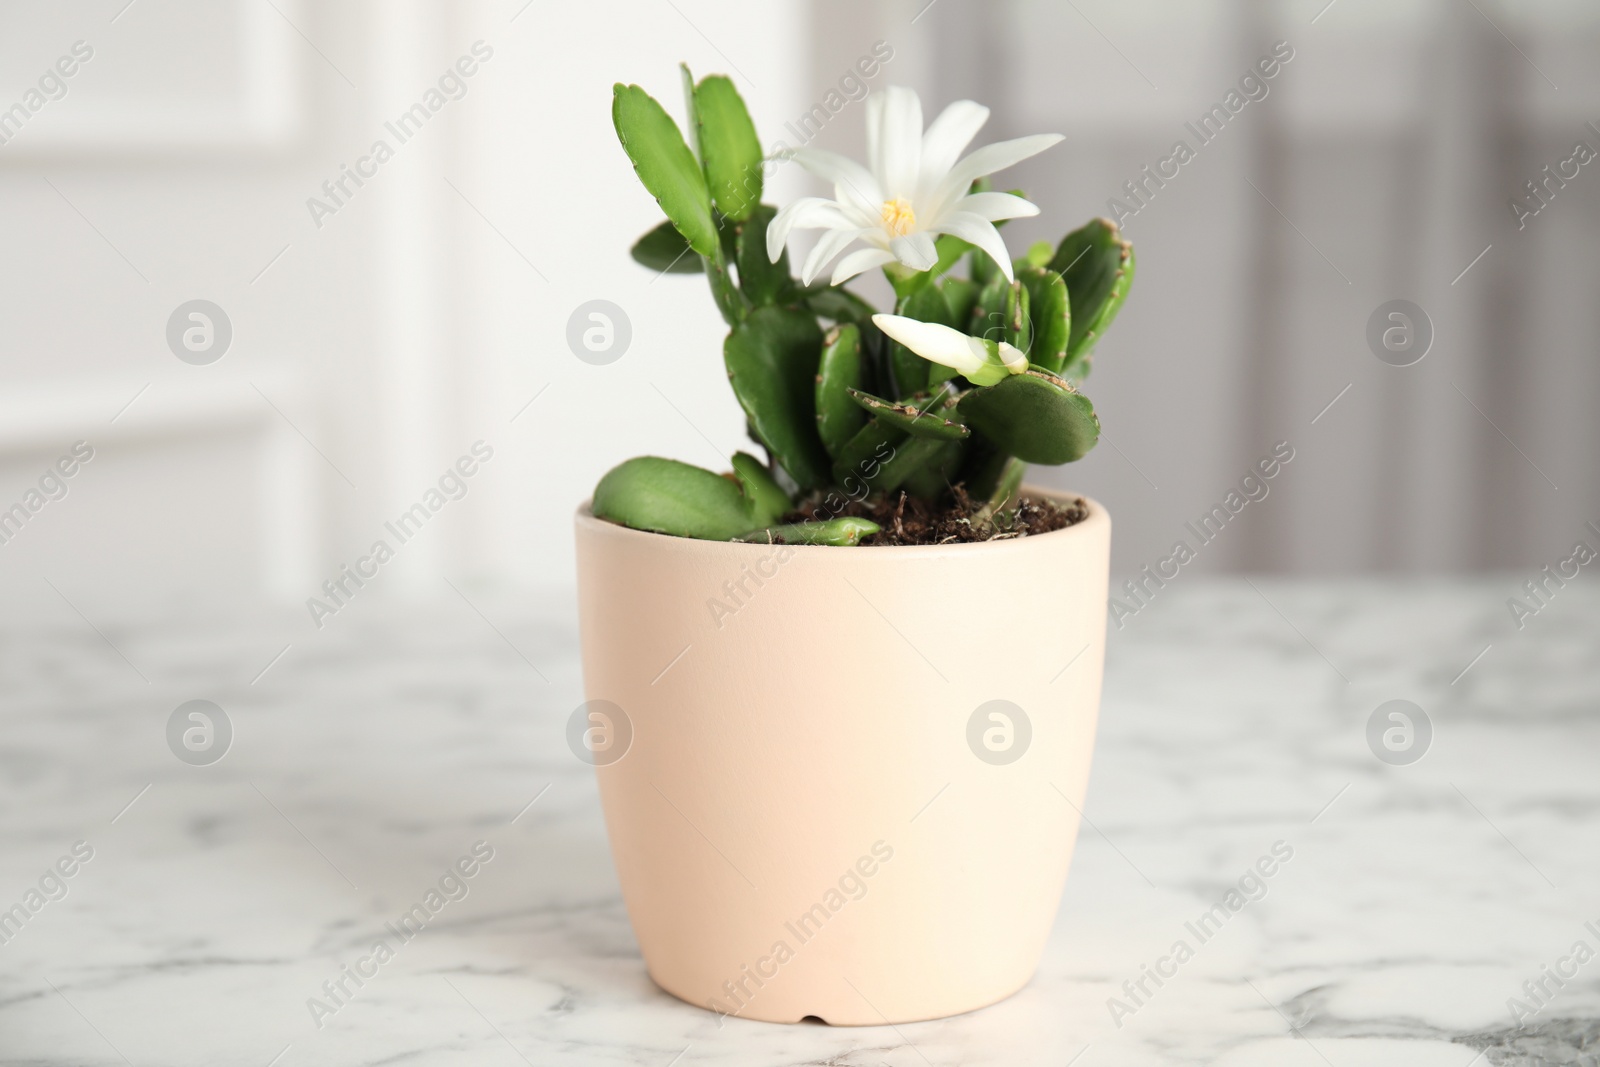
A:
573,489,1110,1025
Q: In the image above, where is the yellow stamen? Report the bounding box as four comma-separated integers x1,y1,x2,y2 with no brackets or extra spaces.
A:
880,197,916,237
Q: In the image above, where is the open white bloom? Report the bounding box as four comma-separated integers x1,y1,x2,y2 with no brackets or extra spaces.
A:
767,86,1062,287
872,314,1028,387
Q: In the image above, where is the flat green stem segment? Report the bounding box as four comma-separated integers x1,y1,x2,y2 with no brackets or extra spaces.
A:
593,456,754,540
704,242,746,326
1049,217,1134,376
612,84,717,259
970,270,1009,340
736,205,788,306
973,455,1026,524
832,419,900,490
866,434,945,494
940,276,978,333
737,517,880,546
631,220,702,274
1017,265,1069,373
960,443,1011,501
970,240,999,286
731,451,790,527
957,368,1100,464
694,74,763,221
724,306,830,489
679,63,700,159
931,234,975,277
902,439,966,500
888,284,953,398
815,323,867,458
801,285,877,324
845,387,969,441
926,362,957,390
1004,279,1030,352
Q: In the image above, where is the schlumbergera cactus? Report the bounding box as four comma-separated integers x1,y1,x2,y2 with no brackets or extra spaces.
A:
592,69,1133,546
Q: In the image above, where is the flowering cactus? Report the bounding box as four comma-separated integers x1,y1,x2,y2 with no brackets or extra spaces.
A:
594,69,1133,545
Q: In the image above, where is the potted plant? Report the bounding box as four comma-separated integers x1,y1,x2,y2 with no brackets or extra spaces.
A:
574,68,1133,1025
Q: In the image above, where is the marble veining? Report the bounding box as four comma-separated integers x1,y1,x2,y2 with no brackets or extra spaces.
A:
1,578,1596,1066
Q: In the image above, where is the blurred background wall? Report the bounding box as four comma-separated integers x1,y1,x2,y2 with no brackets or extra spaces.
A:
1,0,1597,619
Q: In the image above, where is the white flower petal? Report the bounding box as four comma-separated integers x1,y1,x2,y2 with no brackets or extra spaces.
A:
957,191,1041,222
767,196,852,262
947,132,1065,187
997,341,1029,373
831,247,897,286
768,95,1063,289
832,197,883,230
855,228,892,252
932,211,1015,282
919,100,989,194
968,335,1000,370
871,315,986,375
790,148,884,205
833,181,881,224
928,133,1064,218
890,231,939,272
800,226,866,286
869,86,923,199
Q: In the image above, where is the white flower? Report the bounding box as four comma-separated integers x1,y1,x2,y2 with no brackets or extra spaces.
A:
871,314,1028,387
767,86,1062,287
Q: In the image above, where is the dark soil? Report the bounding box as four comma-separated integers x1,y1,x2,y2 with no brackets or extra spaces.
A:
789,488,1089,547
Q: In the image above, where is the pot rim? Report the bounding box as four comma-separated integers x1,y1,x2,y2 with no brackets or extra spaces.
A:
575,484,1108,560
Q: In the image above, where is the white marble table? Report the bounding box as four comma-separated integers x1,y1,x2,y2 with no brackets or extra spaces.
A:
3,579,1597,1066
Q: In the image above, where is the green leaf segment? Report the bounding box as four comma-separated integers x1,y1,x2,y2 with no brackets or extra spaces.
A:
595,71,1136,544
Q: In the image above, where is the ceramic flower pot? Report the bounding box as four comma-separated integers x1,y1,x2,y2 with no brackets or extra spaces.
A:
573,488,1110,1025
